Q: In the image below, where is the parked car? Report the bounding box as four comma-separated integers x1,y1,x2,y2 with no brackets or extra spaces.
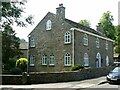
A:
106,67,120,84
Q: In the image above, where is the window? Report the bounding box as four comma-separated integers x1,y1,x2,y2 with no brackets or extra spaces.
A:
84,53,89,66
106,56,109,66
83,34,88,46
105,41,109,50
50,55,54,65
42,55,47,65
30,37,35,47
64,53,71,66
96,38,99,48
96,53,101,68
64,31,71,44
30,55,34,66
46,20,52,30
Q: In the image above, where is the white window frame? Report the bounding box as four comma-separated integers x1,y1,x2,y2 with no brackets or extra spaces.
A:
96,52,101,68
42,55,47,65
49,55,55,65
64,31,71,44
46,20,52,30
30,37,35,47
105,41,109,50
83,34,88,46
106,56,109,66
64,53,71,66
84,53,89,66
96,38,100,48
30,55,34,66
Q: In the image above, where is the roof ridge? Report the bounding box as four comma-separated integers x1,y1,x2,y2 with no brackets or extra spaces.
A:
65,18,102,36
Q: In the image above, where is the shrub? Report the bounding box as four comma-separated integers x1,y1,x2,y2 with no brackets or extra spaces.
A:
70,64,84,71
10,67,22,75
16,58,28,72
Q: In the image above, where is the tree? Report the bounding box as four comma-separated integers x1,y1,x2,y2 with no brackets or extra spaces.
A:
115,25,120,54
99,11,115,40
1,0,33,28
2,25,22,70
1,0,33,71
79,19,91,27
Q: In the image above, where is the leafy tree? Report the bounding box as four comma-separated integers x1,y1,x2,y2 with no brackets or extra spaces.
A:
2,25,22,70
1,0,33,71
99,11,115,40
79,19,91,27
115,25,120,54
1,0,33,28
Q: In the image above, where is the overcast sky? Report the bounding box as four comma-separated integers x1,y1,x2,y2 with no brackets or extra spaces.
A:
14,0,120,41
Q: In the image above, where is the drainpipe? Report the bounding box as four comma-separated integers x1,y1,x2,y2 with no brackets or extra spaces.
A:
27,35,30,74
70,28,75,66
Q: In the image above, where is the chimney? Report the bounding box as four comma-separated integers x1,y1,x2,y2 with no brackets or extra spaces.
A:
56,4,65,19
96,23,103,35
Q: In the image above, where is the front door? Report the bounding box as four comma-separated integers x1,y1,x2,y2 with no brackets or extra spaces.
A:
96,53,101,68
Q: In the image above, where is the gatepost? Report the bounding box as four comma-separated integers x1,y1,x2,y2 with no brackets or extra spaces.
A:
22,72,28,84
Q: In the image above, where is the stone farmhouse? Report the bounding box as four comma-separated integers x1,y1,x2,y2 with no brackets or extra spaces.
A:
28,4,114,72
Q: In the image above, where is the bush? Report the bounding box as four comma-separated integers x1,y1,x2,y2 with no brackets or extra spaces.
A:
3,59,16,71
10,67,22,75
70,64,84,71
16,58,28,72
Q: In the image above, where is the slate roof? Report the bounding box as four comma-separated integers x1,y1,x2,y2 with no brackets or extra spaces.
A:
29,12,104,37
65,19,102,36
20,43,28,50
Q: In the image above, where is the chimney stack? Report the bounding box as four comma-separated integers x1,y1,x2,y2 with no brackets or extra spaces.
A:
96,23,103,35
56,4,65,19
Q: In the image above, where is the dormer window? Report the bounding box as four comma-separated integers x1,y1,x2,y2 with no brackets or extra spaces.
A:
64,31,71,44
46,20,52,30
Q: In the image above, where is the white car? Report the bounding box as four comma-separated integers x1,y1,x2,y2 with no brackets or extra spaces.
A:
106,67,120,84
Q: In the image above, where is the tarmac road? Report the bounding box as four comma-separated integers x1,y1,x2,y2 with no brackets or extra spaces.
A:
0,76,119,90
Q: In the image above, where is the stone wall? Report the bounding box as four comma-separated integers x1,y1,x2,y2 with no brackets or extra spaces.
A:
2,75,22,85
29,67,113,84
1,67,113,85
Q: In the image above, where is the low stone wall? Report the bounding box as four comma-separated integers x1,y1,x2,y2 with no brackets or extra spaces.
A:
2,75,22,85
29,66,113,84
1,66,113,85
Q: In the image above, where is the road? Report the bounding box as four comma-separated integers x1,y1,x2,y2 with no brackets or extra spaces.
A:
1,76,119,90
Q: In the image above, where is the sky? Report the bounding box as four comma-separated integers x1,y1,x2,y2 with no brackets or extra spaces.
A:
14,0,120,41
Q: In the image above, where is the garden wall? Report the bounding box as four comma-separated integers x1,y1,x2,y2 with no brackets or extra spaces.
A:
2,75,22,85
1,67,113,85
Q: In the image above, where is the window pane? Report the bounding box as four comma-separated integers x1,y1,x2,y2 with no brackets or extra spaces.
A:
50,55,54,65
64,53,71,65
64,31,71,44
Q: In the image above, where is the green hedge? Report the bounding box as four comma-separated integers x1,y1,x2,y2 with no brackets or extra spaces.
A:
70,64,84,71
